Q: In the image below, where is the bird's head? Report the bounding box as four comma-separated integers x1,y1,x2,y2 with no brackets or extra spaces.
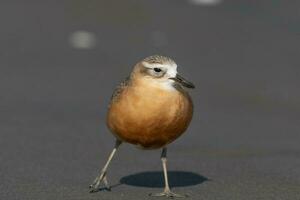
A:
132,55,195,91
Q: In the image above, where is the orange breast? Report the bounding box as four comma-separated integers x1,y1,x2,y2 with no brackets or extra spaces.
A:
106,81,193,149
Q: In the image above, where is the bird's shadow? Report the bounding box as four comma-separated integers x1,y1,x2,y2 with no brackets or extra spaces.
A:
118,171,208,188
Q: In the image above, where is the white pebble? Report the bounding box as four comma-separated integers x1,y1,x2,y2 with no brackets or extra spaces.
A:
188,0,223,6
69,31,97,49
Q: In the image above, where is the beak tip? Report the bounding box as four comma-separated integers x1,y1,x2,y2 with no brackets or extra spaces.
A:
188,84,195,89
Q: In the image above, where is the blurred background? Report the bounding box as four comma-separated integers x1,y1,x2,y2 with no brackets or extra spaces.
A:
0,0,299,199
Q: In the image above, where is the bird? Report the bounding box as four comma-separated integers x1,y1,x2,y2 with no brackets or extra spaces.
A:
89,55,194,198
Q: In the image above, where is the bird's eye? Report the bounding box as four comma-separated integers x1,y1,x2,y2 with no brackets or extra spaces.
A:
153,68,162,72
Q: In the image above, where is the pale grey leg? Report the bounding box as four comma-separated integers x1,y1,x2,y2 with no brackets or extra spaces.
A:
149,147,188,198
89,140,122,193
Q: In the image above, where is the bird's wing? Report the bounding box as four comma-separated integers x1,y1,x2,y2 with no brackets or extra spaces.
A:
110,76,130,104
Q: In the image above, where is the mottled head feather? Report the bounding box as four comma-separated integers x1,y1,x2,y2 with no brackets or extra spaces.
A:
143,55,176,65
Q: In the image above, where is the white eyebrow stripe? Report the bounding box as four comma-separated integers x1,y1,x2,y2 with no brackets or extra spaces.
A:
142,61,178,78
142,62,166,69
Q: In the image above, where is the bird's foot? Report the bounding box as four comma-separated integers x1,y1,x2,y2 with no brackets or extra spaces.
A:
89,172,111,193
149,189,188,198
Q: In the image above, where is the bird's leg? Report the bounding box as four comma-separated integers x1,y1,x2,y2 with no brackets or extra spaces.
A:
89,139,122,193
149,147,188,198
